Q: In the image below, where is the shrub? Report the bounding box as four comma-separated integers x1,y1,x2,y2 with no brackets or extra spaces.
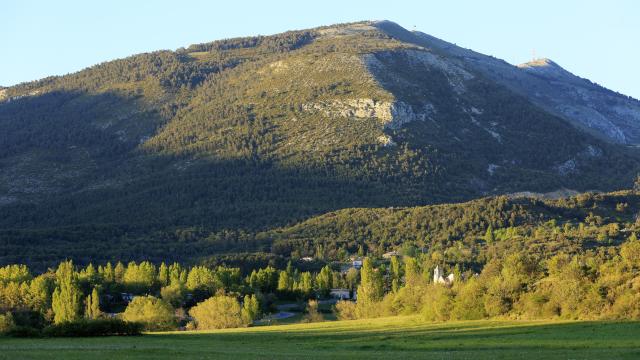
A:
6,326,42,338
189,294,247,330
122,296,175,331
0,312,15,334
161,284,185,308
42,319,143,337
421,284,452,321
334,300,357,320
304,300,323,323
9,311,47,330
451,278,486,320
241,294,260,324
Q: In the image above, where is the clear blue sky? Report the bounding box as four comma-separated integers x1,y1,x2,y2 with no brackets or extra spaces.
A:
3,0,639,98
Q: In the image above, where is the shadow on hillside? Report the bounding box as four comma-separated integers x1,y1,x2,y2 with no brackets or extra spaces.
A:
0,90,460,270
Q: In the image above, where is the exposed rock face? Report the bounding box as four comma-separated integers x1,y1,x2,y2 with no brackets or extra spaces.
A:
386,101,436,129
302,98,435,130
376,134,395,146
555,159,578,176
413,31,640,145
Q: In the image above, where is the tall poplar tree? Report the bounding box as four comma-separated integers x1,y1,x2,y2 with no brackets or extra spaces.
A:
85,287,101,319
52,261,82,324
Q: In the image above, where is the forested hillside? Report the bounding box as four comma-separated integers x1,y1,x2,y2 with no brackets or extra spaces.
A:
1,21,639,267
3,190,640,336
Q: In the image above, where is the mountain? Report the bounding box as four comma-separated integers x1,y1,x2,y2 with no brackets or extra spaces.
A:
1,21,639,267
412,29,640,144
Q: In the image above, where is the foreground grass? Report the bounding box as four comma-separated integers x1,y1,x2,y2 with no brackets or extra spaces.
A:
1,316,640,359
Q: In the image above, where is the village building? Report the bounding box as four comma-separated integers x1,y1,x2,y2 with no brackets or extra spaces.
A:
433,265,454,285
329,288,354,300
382,250,399,259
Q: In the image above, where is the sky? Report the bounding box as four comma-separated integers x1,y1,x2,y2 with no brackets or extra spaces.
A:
2,0,639,98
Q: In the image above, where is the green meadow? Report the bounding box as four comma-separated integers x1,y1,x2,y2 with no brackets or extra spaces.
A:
2,316,639,359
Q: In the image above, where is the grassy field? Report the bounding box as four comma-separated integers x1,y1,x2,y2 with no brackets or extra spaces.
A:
1,316,640,359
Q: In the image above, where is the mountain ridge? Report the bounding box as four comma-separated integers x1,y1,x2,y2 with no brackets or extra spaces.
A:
411,28,640,144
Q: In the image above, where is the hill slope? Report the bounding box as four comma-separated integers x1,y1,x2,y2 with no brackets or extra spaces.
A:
1,21,639,266
413,29,640,144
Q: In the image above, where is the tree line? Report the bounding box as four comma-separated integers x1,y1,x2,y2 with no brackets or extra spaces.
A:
0,258,354,335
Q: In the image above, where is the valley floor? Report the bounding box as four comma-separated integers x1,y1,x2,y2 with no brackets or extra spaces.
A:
1,316,639,359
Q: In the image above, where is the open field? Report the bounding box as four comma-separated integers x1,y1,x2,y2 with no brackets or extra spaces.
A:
1,316,640,359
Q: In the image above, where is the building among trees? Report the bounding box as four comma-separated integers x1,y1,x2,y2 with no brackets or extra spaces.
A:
433,266,454,285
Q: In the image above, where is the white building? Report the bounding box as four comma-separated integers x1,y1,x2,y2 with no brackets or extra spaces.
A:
382,251,399,259
433,265,454,285
329,288,353,300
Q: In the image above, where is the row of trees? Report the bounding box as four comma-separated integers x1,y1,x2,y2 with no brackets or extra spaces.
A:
336,233,640,321
0,258,352,333
2,234,640,334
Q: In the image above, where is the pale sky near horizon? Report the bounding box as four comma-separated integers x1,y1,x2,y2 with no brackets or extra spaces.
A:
2,0,639,98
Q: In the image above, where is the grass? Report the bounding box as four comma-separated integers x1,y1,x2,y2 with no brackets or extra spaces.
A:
1,316,640,359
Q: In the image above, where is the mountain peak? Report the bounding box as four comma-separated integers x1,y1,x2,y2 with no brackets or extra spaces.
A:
518,58,560,69
517,57,577,80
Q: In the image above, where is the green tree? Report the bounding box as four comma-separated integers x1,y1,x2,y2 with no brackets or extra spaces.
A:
277,271,292,292
484,226,495,244
158,262,170,287
52,261,82,324
621,233,640,269
0,312,15,334
161,284,185,308
123,261,157,293
190,294,247,329
85,287,101,319
356,258,383,317
186,266,216,294
102,262,115,284
241,294,260,323
27,275,53,313
114,262,125,284
122,296,175,330
297,272,314,296
305,299,323,322
421,284,452,321
390,256,402,293
315,266,333,296
345,267,359,290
